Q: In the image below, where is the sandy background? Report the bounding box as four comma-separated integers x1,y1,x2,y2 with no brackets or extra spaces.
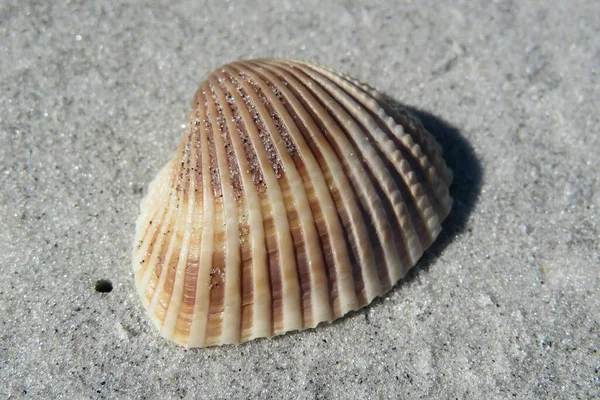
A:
1,1,598,399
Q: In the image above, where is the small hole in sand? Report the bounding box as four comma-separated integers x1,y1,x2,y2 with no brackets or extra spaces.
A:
95,279,113,293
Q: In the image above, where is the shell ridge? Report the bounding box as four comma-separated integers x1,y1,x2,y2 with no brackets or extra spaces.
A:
336,80,449,232
231,62,335,326
257,61,382,305
180,116,206,342
283,62,405,288
320,66,452,198
161,131,199,342
307,63,453,226
166,130,202,340
141,158,191,313
220,66,302,334
342,103,432,259
309,62,450,188
209,77,258,341
140,198,177,306
146,176,187,332
188,86,217,347
294,63,435,270
214,76,273,341
201,107,228,345
134,162,174,302
136,151,190,299
172,145,203,342
252,60,377,316
206,81,243,344
275,61,393,294
133,162,170,269
268,60,395,298
231,62,323,325
244,60,360,322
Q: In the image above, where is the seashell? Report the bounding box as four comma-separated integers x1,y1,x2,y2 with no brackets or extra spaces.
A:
132,59,453,347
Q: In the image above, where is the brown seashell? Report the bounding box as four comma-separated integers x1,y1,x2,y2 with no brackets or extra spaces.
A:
132,59,453,347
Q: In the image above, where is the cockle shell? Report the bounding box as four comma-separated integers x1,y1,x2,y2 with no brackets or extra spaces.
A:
132,59,453,347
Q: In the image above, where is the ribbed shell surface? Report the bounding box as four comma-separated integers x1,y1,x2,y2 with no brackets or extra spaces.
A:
132,59,453,347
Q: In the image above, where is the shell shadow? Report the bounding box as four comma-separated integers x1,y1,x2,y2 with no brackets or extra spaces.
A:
379,93,483,279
